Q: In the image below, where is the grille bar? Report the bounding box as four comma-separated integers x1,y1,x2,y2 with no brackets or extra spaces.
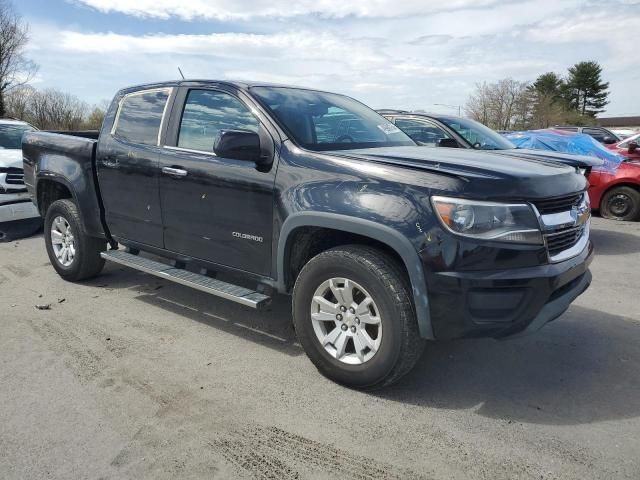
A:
5,172,24,185
533,193,582,215
545,225,585,257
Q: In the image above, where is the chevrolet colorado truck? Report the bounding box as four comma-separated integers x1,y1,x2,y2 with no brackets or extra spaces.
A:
22,81,593,389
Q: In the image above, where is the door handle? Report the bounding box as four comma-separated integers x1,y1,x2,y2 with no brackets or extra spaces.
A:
162,166,188,178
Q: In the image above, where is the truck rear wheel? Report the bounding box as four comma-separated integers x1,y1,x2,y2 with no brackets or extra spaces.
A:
44,199,106,281
292,245,425,390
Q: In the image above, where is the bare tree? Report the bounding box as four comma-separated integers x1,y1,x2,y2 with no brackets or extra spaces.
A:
465,82,491,126
0,0,38,117
6,86,99,130
4,83,33,119
465,78,532,130
26,88,88,130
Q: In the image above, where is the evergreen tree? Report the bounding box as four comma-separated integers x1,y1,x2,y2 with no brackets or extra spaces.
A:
563,61,609,117
528,72,565,128
532,72,564,98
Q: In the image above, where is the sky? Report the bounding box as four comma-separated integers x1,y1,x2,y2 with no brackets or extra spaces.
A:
16,0,640,117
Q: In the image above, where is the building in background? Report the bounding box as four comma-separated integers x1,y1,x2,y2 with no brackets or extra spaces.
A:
597,116,640,138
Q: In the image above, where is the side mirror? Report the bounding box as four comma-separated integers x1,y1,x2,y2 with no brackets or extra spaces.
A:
213,129,261,161
629,141,639,153
602,136,617,145
438,138,460,148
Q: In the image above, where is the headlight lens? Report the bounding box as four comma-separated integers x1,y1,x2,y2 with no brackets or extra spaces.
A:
431,196,543,244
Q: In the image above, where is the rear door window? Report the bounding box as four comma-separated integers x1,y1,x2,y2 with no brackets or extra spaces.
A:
177,89,259,153
113,89,170,146
583,128,607,142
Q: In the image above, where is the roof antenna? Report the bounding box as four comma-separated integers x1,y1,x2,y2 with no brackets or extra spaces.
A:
178,66,185,80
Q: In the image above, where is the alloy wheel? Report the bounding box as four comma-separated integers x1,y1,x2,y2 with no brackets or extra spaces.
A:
310,277,382,365
50,216,76,267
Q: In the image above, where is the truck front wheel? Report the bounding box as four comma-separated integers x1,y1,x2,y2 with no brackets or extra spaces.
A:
292,245,425,389
44,199,106,281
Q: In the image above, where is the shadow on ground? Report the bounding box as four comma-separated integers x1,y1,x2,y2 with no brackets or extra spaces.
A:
377,305,640,425
87,264,640,426
590,226,640,255
84,263,303,357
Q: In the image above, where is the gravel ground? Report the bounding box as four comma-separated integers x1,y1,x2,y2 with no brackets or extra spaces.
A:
1,216,639,479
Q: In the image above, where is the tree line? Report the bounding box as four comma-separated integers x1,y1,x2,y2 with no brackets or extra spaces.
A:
0,0,107,130
465,61,610,131
6,85,107,130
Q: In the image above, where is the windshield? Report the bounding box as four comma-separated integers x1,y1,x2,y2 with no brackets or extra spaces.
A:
438,117,515,150
619,133,640,148
0,124,35,149
250,86,415,151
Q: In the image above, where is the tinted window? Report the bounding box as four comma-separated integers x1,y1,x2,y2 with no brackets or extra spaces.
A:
114,90,170,146
395,118,451,146
583,128,606,142
178,90,259,152
0,124,35,149
251,86,414,151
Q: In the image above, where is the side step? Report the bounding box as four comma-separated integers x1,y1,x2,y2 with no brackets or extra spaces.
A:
100,250,271,310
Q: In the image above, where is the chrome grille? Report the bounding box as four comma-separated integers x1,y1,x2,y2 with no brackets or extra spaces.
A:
535,191,590,262
533,193,582,215
3,168,25,185
545,225,585,257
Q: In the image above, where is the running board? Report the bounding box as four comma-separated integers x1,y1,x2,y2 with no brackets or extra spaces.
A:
100,250,271,310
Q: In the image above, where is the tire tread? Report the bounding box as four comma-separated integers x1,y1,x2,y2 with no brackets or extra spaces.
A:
293,244,425,390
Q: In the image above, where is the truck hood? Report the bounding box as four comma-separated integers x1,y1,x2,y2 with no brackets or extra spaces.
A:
497,148,603,169
0,148,23,169
324,146,586,200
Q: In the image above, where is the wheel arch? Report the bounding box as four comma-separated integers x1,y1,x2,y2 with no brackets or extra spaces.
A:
277,212,433,339
36,176,75,216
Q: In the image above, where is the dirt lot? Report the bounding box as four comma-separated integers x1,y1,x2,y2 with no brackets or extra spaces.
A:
1,216,639,479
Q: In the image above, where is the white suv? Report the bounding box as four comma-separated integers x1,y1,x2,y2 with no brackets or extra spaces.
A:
0,119,40,238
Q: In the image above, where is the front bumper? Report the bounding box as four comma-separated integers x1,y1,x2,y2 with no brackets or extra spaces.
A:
425,240,593,340
0,195,40,223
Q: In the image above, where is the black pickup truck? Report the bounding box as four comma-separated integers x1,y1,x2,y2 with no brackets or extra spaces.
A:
22,81,593,389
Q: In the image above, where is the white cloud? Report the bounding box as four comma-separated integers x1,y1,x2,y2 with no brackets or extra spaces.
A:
526,13,640,66
72,0,502,20
25,0,640,115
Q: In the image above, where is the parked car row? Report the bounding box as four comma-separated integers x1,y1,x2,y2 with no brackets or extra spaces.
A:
377,110,640,221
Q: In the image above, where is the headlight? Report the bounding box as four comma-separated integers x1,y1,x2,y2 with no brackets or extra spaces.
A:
431,196,543,244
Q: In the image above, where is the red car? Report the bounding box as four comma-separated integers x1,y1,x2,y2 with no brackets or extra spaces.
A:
588,144,640,220
605,133,640,161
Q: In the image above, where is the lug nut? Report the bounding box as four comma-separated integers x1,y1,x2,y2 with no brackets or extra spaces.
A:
340,306,347,312
341,324,348,331
355,318,360,325
349,307,356,314
350,326,357,333
336,314,343,321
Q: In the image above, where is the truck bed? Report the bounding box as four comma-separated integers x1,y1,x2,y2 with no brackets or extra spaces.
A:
22,131,106,237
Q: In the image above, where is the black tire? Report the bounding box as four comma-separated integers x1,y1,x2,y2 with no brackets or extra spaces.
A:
292,245,425,390
600,186,640,221
44,199,106,281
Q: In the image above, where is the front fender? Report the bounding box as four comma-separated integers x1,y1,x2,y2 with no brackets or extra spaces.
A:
277,211,433,339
